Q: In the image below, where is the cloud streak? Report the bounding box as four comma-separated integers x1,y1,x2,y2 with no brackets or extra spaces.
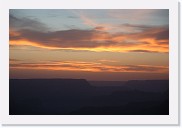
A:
10,60,168,73
10,14,48,32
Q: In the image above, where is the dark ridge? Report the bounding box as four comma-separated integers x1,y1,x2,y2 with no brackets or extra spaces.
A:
70,100,169,115
10,78,91,87
89,81,127,86
124,80,169,92
9,79,169,115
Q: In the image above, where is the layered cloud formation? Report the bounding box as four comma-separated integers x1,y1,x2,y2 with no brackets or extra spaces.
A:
10,14,169,53
10,59,168,73
9,10,169,80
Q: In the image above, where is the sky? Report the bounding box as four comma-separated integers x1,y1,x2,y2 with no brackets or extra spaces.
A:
9,9,169,81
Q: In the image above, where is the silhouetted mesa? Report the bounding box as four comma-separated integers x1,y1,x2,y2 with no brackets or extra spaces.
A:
9,79,169,115
124,80,169,92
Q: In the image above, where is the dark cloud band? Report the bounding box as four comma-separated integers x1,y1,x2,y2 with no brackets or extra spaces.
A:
9,14,169,53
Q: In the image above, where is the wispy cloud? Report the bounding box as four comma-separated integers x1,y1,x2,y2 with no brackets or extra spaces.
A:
78,12,117,32
10,60,168,73
9,59,21,64
108,9,169,24
98,59,118,63
10,14,48,32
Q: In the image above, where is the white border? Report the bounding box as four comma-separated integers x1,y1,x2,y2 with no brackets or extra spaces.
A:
0,0,179,125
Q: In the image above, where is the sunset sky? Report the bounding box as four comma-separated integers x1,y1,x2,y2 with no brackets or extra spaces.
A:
9,9,169,81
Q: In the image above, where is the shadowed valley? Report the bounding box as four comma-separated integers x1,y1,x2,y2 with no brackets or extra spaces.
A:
9,79,169,115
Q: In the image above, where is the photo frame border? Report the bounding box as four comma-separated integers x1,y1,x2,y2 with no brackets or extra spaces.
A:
0,0,179,125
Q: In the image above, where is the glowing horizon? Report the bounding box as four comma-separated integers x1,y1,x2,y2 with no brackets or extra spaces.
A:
10,9,169,80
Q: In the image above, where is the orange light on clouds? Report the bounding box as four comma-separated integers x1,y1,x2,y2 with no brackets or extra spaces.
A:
10,60,169,73
9,19,169,53
10,39,168,53
9,9,169,80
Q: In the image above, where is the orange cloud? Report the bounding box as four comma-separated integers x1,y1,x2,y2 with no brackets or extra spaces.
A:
10,60,168,73
10,25,169,53
98,59,118,63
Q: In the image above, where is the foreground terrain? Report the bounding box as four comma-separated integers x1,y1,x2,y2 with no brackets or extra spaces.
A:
9,79,169,115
